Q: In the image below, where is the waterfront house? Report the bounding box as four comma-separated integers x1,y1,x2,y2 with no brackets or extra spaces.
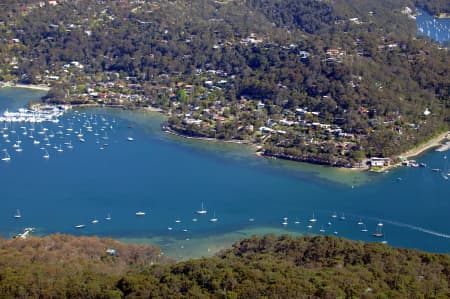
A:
370,157,390,167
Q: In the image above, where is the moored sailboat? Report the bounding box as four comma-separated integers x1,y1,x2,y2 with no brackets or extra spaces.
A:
2,149,11,161
210,212,218,223
372,226,384,238
13,209,21,219
196,203,207,215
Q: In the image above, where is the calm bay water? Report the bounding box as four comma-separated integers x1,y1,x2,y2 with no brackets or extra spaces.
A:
1,88,449,259
416,9,450,43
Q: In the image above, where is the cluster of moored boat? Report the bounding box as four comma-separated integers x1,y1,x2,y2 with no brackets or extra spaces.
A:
281,212,387,244
74,203,219,232
1,108,135,162
417,17,450,42
11,204,398,247
0,105,69,123
402,155,450,181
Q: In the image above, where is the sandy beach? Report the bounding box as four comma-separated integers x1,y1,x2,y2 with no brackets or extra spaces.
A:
11,84,51,91
145,106,163,112
401,131,449,159
372,131,450,172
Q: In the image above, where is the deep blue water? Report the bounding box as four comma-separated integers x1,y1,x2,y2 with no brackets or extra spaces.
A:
416,9,450,43
1,88,449,258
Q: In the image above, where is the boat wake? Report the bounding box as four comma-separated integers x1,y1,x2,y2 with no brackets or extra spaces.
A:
375,218,450,239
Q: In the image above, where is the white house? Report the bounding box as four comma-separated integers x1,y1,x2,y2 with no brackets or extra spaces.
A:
370,157,390,167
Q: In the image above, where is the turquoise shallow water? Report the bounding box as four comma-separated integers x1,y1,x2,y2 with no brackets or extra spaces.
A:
0,88,449,259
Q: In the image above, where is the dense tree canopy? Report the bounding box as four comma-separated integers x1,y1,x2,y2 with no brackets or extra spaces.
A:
0,234,448,298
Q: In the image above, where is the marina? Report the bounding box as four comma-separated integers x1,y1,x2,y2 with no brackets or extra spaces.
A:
0,105,70,123
0,88,449,259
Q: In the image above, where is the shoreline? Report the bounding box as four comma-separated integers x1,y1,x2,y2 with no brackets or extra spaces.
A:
70,103,164,113
164,126,369,171
401,131,449,159
163,125,255,146
376,131,450,172
166,125,450,172
7,83,51,92
4,87,447,173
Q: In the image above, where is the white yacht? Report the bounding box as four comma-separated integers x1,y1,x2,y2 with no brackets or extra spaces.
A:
196,203,207,215
91,219,99,224
43,149,50,159
372,226,384,238
135,211,146,216
309,213,317,222
209,213,218,222
57,144,64,152
85,122,93,132
2,149,11,161
105,213,112,221
13,209,21,219
75,224,86,229
127,137,134,141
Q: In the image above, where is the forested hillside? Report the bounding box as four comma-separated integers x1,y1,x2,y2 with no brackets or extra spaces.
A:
0,235,448,298
0,0,448,167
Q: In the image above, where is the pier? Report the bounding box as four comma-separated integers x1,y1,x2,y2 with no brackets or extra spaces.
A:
14,227,35,239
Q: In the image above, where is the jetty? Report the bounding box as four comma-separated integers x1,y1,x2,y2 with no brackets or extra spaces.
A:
436,141,450,152
14,227,35,239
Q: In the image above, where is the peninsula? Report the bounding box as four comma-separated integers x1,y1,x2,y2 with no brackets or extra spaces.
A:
0,0,448,169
